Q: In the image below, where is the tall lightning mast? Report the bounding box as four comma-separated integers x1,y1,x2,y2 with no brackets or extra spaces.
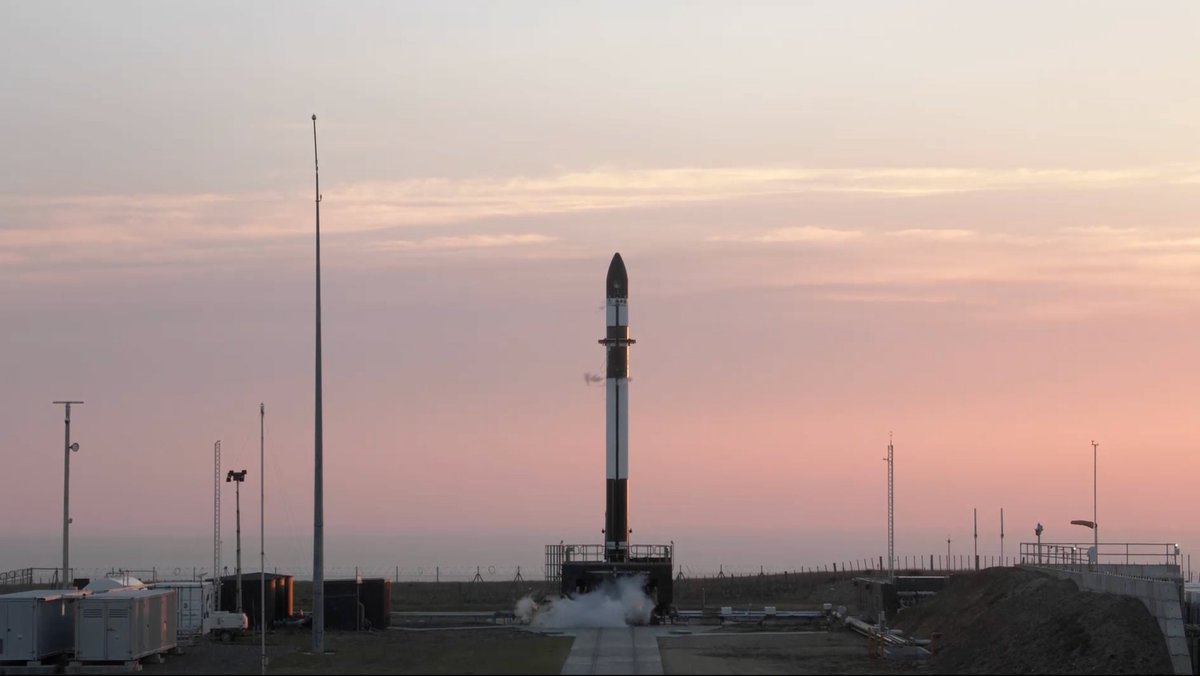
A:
260,404,266,675
311,114,325,654
886,432,894,581
213,440,221,607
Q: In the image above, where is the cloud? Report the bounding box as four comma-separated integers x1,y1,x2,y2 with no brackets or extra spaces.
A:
708,226,863,244
3,161,1199,277
376,233,556,251
815,291,957,304
329,165,1188,230
885,228,978,241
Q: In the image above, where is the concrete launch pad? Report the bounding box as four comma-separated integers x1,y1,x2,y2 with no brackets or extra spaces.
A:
555,626,706,675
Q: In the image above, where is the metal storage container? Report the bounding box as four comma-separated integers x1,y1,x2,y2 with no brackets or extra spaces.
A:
0,589,88,662
324,578,391,629
148,581,213,640
75,588,177,663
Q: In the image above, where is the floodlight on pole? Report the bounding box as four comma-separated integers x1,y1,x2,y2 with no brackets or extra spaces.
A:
226,469,247,614
1035,522,1044,564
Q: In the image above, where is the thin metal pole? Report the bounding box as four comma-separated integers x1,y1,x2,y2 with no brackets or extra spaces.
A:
260,403,267,675
886,433,894,581
1000,508,1004,566
311,114,325,654
236,479,243,614
973,508,978,570
1092,440,1098,567
54,401,83,589
214,441,221,612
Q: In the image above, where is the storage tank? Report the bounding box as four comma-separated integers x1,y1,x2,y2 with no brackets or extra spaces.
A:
75,588,177,663
0,589,88,662
264,573,294,621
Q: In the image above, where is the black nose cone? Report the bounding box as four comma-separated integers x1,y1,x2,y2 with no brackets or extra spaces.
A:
606,252,628,299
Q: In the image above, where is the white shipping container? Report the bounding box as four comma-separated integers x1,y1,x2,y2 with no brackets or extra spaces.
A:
74,589,177,663
148,581,212,640
0,589,88,662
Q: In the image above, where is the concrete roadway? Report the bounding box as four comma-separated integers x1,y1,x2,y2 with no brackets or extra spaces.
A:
557,626,712,675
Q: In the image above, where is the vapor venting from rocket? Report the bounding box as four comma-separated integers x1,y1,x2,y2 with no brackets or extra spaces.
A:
515,576,653,628
584,373,604,385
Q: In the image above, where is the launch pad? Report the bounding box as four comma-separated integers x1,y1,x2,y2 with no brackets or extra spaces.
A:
545,543,676,620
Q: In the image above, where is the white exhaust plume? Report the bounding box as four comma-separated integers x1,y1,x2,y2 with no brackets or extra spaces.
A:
516,576,653,628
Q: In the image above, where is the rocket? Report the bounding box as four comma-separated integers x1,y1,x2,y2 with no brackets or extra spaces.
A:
601,253,634,562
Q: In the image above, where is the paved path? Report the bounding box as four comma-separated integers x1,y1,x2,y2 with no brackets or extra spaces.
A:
558,626,713,675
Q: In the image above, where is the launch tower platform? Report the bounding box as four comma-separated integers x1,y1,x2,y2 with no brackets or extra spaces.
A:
545,543,675,619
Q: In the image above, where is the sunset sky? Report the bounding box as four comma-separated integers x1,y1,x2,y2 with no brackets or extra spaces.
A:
3,1,1200,580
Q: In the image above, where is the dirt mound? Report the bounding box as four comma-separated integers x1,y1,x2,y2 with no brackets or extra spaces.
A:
890,567,1172,674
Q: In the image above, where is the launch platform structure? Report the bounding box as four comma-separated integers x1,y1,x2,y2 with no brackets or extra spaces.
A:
547,543,675,617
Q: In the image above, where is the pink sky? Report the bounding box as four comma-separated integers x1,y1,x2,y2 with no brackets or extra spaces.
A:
2,2,1200,578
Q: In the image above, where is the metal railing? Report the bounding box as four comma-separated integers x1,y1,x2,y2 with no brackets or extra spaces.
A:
544,543,674,582
0,567,73,587
1019,542,1181,567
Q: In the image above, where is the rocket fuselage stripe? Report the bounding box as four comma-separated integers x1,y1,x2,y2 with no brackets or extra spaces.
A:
605,328,629,377
605,478,628,550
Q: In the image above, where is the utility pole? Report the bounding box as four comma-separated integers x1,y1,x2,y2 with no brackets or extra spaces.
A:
973,508,979,570
54,401,83,589
227,469,247,614
260,404,267,675
1000,508,1005,566
885,432,894,581
1092,440,1099,569
311,113,326,654
946,537,951,570
213,441,221,613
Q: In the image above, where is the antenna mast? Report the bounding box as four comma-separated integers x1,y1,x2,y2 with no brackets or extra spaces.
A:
213,439,221,609
260,404,267,674
886,432,894,581
311,114,325,654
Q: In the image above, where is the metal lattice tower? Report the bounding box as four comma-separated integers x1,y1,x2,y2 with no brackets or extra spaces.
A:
213,440,221,605
887,432,894,581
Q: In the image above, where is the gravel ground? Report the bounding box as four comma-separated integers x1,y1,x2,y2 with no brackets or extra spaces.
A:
31,567,1176,674
659,630,924,675
890,567,1173,674
139,626,573,675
